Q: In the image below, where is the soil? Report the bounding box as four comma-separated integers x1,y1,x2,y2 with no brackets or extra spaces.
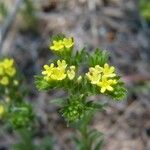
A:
0,0,150,150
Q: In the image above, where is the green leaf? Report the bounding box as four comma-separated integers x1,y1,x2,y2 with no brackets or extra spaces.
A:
88,49,109,67
86,101,107,110
38,136,53,150
88,129,103,150
94,140,104,150
50,98,65,107
111,84,127,100
34,75,50,90
72,48,87,66
73,136,82,145
89,129,101,140
12,129,35,150
51,34,65,41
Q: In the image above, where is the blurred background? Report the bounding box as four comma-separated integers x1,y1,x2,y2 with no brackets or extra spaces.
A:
0,0,150,149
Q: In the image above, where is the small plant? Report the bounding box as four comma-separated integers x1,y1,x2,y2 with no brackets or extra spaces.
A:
0,57,54,149
0,58,34,129
12,129,53,150
35,34,127,149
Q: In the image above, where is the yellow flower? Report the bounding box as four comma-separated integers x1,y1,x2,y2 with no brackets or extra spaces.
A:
42,64,54,75
67,66,76,80
95,65,103,72
50,37,74,52
50,40,64,51
86,66,102,84
0,104,5,118
0,58,16,78
0,76,9,86
5,67,16,77
57,60,67,70
102,63,116,77
2,58,14,69
42,64,54,81
63,37,74,49
51,60,67,80
86,64,117,92
42,60,67,81
97,77,117,93
51,67,67,80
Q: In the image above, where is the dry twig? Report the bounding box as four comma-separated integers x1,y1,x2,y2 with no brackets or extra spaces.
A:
0,0,23,52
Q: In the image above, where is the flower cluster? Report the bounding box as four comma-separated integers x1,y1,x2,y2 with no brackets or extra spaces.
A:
35,34,126,123
0,58,16,86
86,63,117,93
42,60,76,81
50,37,74,52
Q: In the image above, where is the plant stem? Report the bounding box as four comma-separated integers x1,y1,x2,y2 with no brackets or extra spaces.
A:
80,124,91,150
78,111,94,150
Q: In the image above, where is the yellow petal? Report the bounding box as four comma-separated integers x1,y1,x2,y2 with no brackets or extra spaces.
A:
107,86,113,91
101,87,106,93
70,66,75,70
67,69,75,80
110,66,115,72
63,37,74,48
43,65,49,69
6,67,16,76
42,71,47,75
104,63,109,69
0,76,9,85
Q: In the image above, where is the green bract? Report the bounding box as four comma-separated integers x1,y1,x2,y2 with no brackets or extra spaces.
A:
62,98,86,122
9,103,34,129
